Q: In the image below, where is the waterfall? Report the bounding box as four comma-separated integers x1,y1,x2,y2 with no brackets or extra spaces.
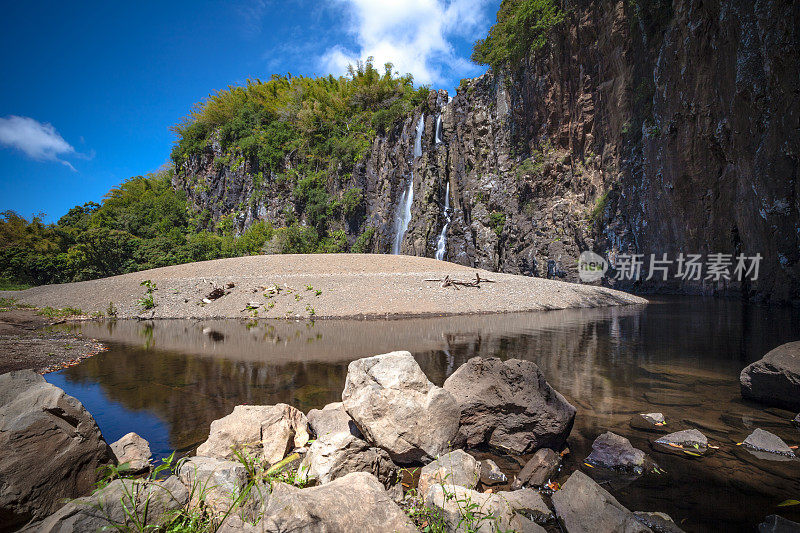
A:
435,115,443,144
392,114,425,255
434,182,451,261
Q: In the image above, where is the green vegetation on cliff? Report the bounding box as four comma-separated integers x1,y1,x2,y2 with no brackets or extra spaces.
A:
471,0,565,72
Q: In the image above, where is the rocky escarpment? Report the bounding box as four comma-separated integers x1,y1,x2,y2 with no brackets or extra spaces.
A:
173,0,799,303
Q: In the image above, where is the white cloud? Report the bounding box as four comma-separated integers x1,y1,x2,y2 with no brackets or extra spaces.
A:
0,116,78,171
320,0,494,85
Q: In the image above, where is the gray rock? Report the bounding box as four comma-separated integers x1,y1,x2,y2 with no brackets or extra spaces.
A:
0,370,115,528
630,413,668,433
551,470,651,533
512,448,561,489
654,429,707,450
741,341,800,410
307,401,361,439
793,413,800,429
341,351,460,463
634,511,685,533
424,485,550,532
417,450,480,497
26,476,189,533
110,432,152,475
197,404,310,465
260,472,416,532
759,514,800,533
443,357,576,454
178,456,250,514
586,432,647,472
480,459,507,486
743,428,797,458
299,431,399,489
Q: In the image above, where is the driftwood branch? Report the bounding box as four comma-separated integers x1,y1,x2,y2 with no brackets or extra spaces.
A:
424,272,496,289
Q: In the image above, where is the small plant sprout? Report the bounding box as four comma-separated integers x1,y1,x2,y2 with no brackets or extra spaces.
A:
137,280,157,311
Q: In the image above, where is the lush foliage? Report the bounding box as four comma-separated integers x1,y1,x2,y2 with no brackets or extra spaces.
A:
471,0,565,72
0,168,274,287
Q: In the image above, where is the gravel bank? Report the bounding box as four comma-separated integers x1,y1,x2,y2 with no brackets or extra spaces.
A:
3,254,647,319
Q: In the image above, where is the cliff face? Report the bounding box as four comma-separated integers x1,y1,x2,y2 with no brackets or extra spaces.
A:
173,0,799,303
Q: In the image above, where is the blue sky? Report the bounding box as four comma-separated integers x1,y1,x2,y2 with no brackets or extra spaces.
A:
0,0,499,222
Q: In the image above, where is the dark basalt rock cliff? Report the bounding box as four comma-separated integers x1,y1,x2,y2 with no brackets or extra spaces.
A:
173,0,799,304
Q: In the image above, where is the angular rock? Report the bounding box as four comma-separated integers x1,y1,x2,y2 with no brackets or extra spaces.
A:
743,428,797,458
260,472,416,532
197,404,310,465
634,511,685,533
0,370,115,528
551,470,651,533
793,413,800,429
417,449,480,497
586,432,647,472
307,401,361,439
299,431,399,489
512,448,561,489
110,432,152,475
178,456,250,514
443,357,576,454
654,429,707,450
341,351,460,463
424,484,550,532
630,413,668,433
26,476,189,533
759,514,800,533
480,459,507,486
740,341,800,410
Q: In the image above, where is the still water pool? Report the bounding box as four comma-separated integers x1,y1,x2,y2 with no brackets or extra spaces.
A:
47,297,800,532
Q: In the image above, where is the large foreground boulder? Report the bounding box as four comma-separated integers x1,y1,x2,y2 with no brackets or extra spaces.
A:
260,472,416,532
443,357,576,454
0,370,115,528
740,341,800,410
424,484,551,532
25,476,189,532
197,404,310,465
341,351,460,463
551,470,651,533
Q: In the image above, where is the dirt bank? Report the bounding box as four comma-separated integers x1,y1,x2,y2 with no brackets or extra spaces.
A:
3,254,646,320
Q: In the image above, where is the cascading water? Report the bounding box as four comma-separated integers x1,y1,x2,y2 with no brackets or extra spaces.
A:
434,182,451,261
392,114,425,255
435,115,443,144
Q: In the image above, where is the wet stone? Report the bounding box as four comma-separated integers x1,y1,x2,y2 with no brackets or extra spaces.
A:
585,432,648,473
480,458,507,486
742,428,797,458
512,448,561,489
653,429,709,456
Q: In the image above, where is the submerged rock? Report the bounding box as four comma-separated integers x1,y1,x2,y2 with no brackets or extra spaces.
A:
443,357,576,454
512,448,561,489
742,428,797,458
758,514,800,533
424,485,550,532
178,456,250,515
110,432,152,475
26,476,189,533
0,370,115,528
299,431,399,489
480,459,507,486
740,341,800,411
634,511,686,533
341,351,460,463
586,432,647,473
417,449,480,497
260,472,416,532
793,413,800,429
551,470,650,533
197,404,310,465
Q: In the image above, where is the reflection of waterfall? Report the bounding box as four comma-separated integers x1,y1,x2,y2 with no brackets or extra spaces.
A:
392,114,425,255
435,182,451,261
435,115,443,144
